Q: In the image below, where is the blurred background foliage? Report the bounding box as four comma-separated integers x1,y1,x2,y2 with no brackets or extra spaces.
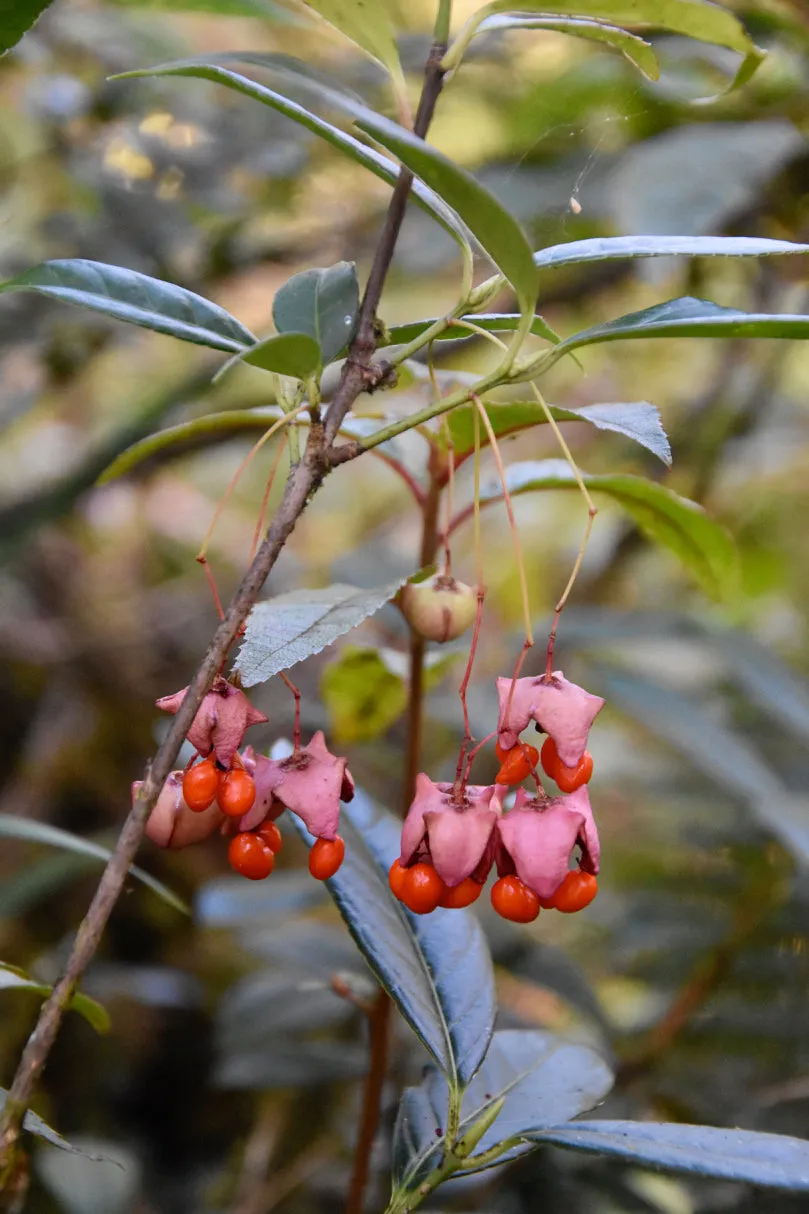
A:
2,0,809,1210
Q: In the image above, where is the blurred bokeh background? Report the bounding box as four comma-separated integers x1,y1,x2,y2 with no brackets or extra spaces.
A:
2,0,809,1210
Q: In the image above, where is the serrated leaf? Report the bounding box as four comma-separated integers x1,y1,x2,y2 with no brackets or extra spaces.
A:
531,1122,809,1190
114,61,469,252
290,792,496,1088
393,1029,614,1189
0,260,255,353
480,15,659,80
356,112,538,315
534,235,809,271
445,400,671,466
302,0,402,81
536,297,809,373
0,0,52,54
0,1090,113,1160
384,312,561,348
273,263,359,363
480,460,736,599
0,814,188,914
0,965,110,1034
321,646,407,743
235,578,412,686
242,331,322,377
451,0,763,90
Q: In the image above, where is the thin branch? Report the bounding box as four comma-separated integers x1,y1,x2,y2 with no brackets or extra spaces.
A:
0,29,450,1175
345,992,392,1214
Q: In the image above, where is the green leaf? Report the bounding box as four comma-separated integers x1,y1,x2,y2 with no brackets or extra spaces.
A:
356,113,538,315
301,0,403,81
273,262,359,363
537,297,809,372
449,0,764,89
235,577,413,686
0,814,188,914
290,791,496,1088
0,0,52,54
534,235,809,271
321,646,407,744
0,964,110,1034
446,400,671,466
113,60,469,252
393,1029,614,1190
384,312,561,348
479,14,659,80
241,331,321,377
532,1122,809,1191
0,260,255,353
0,1090,114,1159
481,460,737,599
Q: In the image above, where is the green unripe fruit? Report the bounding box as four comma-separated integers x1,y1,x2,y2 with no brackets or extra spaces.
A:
400,574,477,643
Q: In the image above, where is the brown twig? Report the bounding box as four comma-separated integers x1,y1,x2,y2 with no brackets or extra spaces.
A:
345,992,393,1214
0,32,449,1180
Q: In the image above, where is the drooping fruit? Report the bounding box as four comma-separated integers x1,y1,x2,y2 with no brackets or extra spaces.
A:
389,859,409,899
491,875,540,923
439,877,483,909
540,736,593,793
400,574,477,643
553,870,598,913
218,769,257,817
257,821,283,853
182,758,221,812
228,832,275,880
495,743,539,786
308,836,345,880
399,862,445,915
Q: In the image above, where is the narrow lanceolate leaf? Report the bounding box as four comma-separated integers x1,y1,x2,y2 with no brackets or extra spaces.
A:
291,792,496,1088
393,1029,614,1189
479,460,737,599
531,1122,809,1191
479,15,659,80
535,235,809,271
0,814,188,913
356,115,539,315
0,0,52,54
0,965,110,1034
448,0,764,89
113,62,469,252
384,312,561,349
445,400,671,466
273,262,359,363
0,1090,114,1159
536,297,809,372
0,260,255,352
301,1,403,81
235,578,413,686
241,331,322,378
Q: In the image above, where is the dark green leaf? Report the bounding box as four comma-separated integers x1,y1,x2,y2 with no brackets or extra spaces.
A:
301,0,403,80
113,62,468,251
445,400,671,466
480,15,659,80
0,814,188,914
481,460,737,599
196,871,327,925
356,112,538,314
0,965,110,1034
241,331,321,377
0,260,255,353
532,1121,809,1191
272,262,359,363
235,578,413,686
534,235,809,271
393,1029,613,1189
291,792,497,1088
383,312,561,348
0,1090,113,1159
539,297,809,372
0,0,52,54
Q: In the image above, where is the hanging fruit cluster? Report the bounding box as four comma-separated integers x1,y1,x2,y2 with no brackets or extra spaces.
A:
389,670,602,922
138,679,352,883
